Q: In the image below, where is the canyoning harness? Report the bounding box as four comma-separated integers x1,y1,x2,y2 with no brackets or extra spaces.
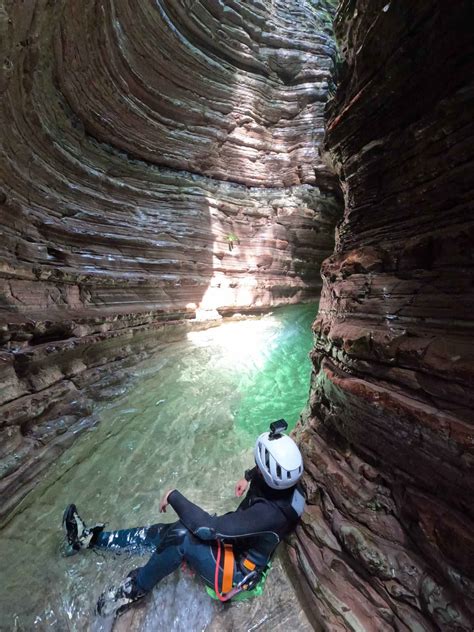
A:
203,483,305,602
207,539,270,602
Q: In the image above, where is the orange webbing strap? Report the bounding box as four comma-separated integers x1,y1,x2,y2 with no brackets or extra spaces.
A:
242,558,256,572
221,544,235,594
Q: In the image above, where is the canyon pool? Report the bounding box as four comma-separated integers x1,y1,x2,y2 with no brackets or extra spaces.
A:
0,304,316,632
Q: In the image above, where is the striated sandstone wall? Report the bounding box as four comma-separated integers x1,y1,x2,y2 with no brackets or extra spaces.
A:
0,0,341,520
291,1,474,630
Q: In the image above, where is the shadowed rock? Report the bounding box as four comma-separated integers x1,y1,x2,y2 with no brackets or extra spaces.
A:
292,1,474,630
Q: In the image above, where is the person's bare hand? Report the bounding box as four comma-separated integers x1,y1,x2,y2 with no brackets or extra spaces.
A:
235,478,248,497
159,489,174,513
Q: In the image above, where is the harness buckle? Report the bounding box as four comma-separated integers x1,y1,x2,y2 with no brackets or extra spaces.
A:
237,570,259,591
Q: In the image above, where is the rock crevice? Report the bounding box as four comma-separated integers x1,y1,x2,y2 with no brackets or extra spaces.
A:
292,1,474,630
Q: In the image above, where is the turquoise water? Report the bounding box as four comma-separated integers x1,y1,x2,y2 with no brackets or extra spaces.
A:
0,303,316,631
193,304,316,436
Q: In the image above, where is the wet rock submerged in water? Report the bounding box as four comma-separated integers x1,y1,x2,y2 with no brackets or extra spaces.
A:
0,0,340,520
293,1,474,630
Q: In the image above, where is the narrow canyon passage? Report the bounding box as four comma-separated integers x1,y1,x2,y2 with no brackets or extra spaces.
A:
1,0,473,631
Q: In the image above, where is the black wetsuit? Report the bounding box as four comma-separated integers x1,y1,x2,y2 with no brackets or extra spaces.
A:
92,468,305,594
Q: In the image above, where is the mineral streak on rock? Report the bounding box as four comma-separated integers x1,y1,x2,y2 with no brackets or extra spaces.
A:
292,1,474,630
0,1,340,520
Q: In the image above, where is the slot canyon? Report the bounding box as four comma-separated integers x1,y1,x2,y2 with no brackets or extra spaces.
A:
0,0,473,631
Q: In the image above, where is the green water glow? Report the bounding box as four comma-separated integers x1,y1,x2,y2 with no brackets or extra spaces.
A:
0,303,316,631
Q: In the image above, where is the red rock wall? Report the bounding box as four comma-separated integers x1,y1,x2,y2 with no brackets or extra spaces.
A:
0,1,340,520
291,1,474,630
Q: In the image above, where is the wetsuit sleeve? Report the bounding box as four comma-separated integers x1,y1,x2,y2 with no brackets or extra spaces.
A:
244,466,258,482
168,490,283,541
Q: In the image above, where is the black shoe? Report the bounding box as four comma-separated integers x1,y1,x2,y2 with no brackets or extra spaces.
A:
96,569,146,618
62,503,104,556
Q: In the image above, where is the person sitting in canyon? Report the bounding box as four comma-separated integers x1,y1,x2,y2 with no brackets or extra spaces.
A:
62,420,305,618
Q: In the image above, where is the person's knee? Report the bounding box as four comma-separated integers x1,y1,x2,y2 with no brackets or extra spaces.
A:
146,523,164,542
155,520,189,554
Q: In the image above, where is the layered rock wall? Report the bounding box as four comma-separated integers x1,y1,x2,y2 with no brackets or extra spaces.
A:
292,1,474,630
0,0,340,520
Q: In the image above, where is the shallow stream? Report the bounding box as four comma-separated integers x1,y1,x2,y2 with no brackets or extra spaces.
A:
0,304,317,631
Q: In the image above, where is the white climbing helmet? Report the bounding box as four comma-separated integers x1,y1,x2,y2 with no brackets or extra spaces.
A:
254,423,303,490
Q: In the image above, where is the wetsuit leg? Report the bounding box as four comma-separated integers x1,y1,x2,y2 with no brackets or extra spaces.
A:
134,521,189,591
135,542,184,592
116,522,245,595
93,523,166,552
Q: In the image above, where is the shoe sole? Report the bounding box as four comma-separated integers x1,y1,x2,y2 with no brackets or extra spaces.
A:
62,503,77,529
62,503,81,554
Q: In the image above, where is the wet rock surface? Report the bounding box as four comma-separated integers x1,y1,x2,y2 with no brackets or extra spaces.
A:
112,555,312,632
0,0,340,519
293,1,474,630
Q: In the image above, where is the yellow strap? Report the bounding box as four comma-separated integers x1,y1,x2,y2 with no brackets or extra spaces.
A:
222,544,234,593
